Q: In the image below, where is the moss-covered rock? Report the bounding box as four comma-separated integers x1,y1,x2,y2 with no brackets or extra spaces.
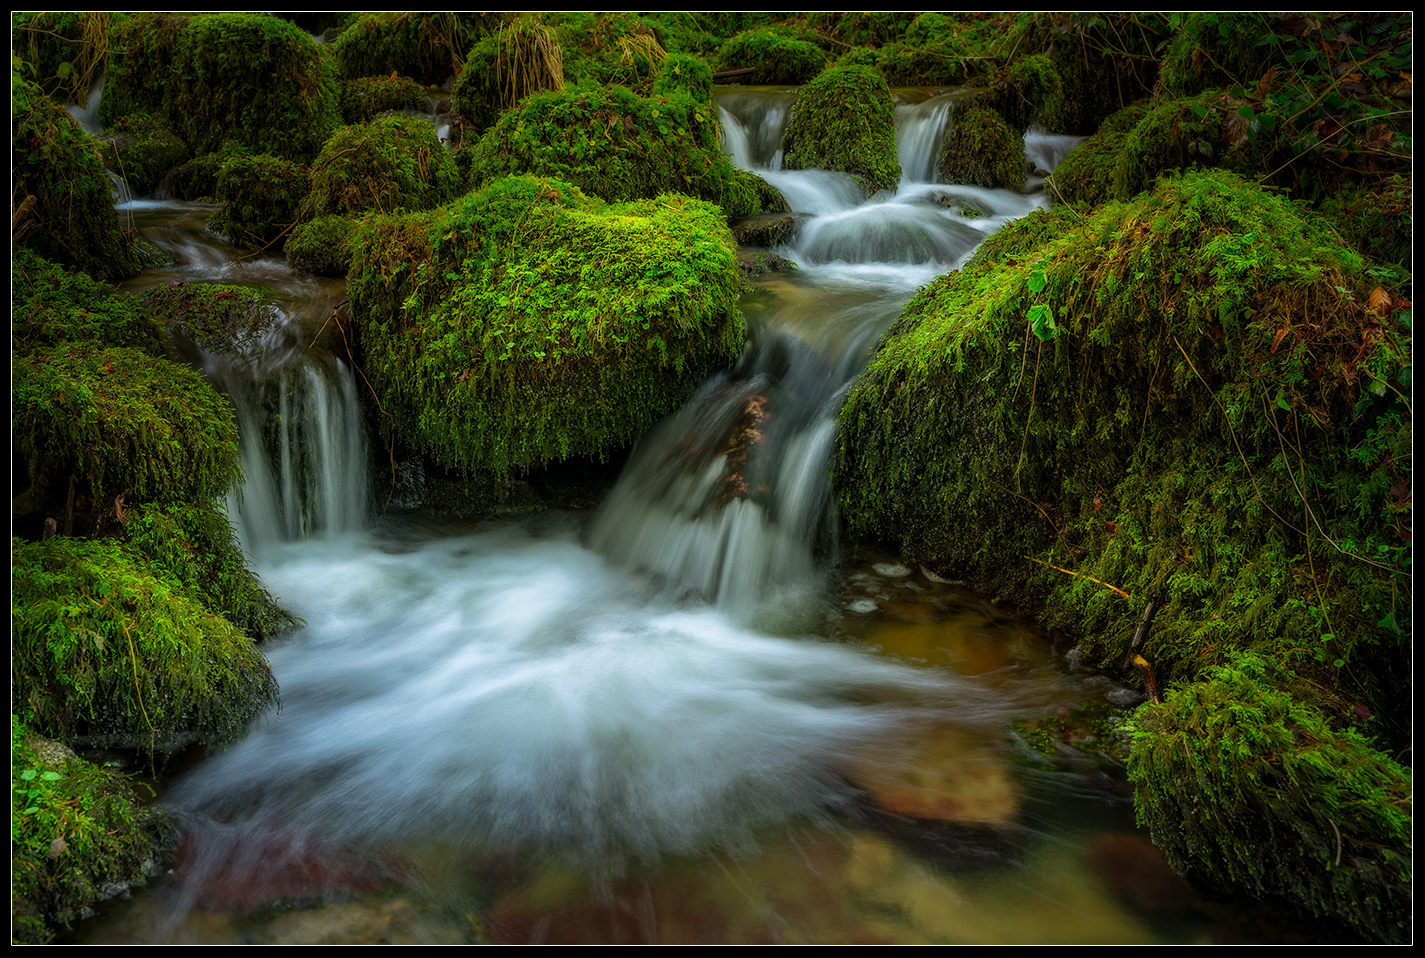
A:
1159,13,1279,97
806,12,916,48
286,214,359,276
340,74,429,125
208,153,311,249
331,11,496,85
12,536,279,751
986,54,1063,132
781,65,900,196
95,111,189,197
11,718,176,944
451,15,567,139
466,62,738,207
349,175,744,474
714,28,826,85
721,167,790,220
876,41,973,88
1044,104,1149,206
937,105,1025,190
11,249,166,358
12,71,140,281
98,13,187,128
141,281,281,356
14,343,242,508
1109,92,1266,201
307,114,461,219
1127,653,1411,943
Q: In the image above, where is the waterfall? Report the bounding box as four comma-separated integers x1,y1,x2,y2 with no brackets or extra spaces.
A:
894,92,958,184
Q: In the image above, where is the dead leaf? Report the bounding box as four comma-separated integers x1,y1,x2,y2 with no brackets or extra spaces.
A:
49,836,66,860
1368,286,1392,316
1272,327,1292,353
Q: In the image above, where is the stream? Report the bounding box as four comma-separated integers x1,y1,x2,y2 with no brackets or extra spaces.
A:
72,89,1276,944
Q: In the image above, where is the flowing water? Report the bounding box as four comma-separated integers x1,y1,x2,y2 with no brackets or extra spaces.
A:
69,89,1287,945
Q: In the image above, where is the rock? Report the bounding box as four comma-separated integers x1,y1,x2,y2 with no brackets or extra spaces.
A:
843,725,1021,826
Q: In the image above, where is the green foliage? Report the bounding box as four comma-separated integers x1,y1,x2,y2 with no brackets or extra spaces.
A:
988,55,1064,132
12,537,279,749
209,153,311,249
340,73,428,124
1044,104,1149,206
141,281,278,355
1315,175,1412,268
1127,653,1411,942
714,28,826,85
118,502,297,640
11,11,115,104
638,13,723,57
308,114,461,219
286,214,359,276
348,175,745,474
805,12,916,48
937,106,1025,190
466,72,737,207
99,13,187,127
331,12,496,85
11,718,175,944
1160,13,1279,97
782,65,901,195
1110,93,1265,201
14,343,242,506
12,70,140,281
555,12,667,90
95,111,190,196
11,249,165,358
453,14,567,138
876,42,971,87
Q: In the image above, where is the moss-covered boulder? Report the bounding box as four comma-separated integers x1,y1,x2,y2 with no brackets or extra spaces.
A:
286,214,359,276
14,343,242,508
340,74,429,124
1127,653,1411,943
349,175,744,474
714,28,826,85
11,249,166,358
140,281,281,357
330,11,496,85
307,114,461,219
1159,12,1279,97
11,719,176,944
13,537,279,751
208,153,311,249
12,72,140,281
95,112,190,197
466,59,738,207
1109,93,1266,201
832,170,1411,932
781,64,900,196
985,54,1063,132
451,14,567,140
98,13,187,129
1044,104,1149,207
937,105,1025,190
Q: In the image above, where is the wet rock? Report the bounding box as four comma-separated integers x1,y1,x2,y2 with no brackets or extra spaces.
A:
843,726,1021,826
1084,832,1195,917
730,213,796,247
737,250,798,278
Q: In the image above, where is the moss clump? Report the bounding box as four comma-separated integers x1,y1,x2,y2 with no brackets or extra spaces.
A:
12,537,279,750
331,12,496,85
11,249,166,358
12,71,140,281
11,718,176,944
307,114,462,219
95,111,190,197
466,64,737,207
714,28,826,85
118,502,297,640
14,343,241,507
937,106,1025,190
782,65,900,196
349,175,744,474
1159,13,1279,97
1109,93,1265,201
98,13,187,128
451,17,567,138
11,12,117,105
877,42,972,87
340,74,428,124
209,153,311,249
141,281,280,356
806,12,916,48
286,214,359,276
986,54,1063,132
1044,103,1149,207
1127,653,1411,943
722,168,790,219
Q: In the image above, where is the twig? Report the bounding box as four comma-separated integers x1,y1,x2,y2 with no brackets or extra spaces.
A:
1329,816,1342,867
1126,598,1158,661
1025,554,1132,600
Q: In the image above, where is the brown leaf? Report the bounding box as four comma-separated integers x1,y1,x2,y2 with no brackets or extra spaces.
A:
1255,65,1279,101
1272,327,1292,353
1368,286,1392,316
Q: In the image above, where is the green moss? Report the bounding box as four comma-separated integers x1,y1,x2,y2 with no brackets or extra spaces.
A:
452,15,567,139
331,12,496,85
1127,653,1411,942
11,249,166,358
722,168,790,219
12,537,279,750
1159,13,1279,97
159,145,247,203
466,72,737,207
11,12,116,105
1316,175,1412,269
12,71,140,281
988,55,1063,132
876,41,972,87
95,111,190,196
286,214,359,276
340,74,428,124
118,502,297,640
1110,93,1265,201
1044,104,1149,207
782,65,900,196
714,28,826,85
141,281,279,355
209,153,311,249
937,106,1025,190
11,718,176,944
99,13,188,128
14,343,241,506
348,175,745,474
805,12,916,48
308,114,461,219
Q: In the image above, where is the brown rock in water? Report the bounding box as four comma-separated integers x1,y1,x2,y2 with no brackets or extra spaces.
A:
730,213,796,247
843,726,1020,825
1084,831,1195,916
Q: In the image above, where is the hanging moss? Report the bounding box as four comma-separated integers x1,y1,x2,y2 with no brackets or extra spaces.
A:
208,153,311,249
11,12,118,105
307,114,461,219
12,70,140,281
714,28,826,85
340,74,428,124
331,12,497,85
11,719,175,944
782,64,901,196
1127,653,1411,943
12,537,279,751
14,343,241,507
11,249,166,358
937,105,1025,190
348,175,744,475
95,111,190,197
286,214,359,276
